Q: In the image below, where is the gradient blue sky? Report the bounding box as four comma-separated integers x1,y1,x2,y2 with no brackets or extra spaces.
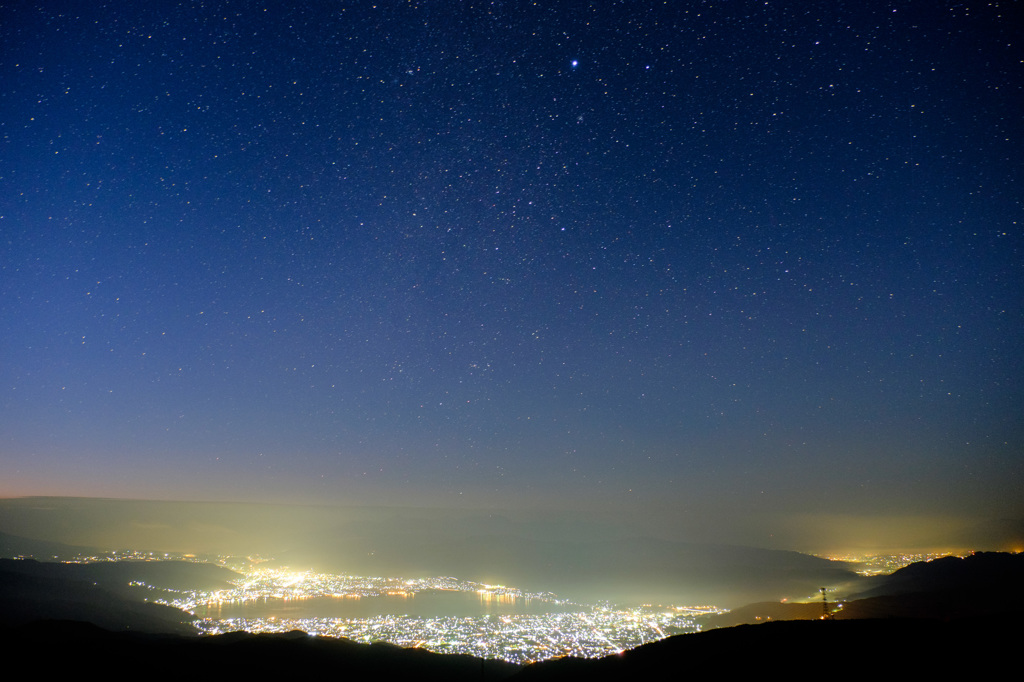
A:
1,1,1020,544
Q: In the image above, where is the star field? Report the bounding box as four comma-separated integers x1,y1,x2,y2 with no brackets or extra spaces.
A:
1,1,1020,536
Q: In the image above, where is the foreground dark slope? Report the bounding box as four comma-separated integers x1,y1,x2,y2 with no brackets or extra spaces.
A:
4,622,521,681
510,617,1017,680
4,617,1015,679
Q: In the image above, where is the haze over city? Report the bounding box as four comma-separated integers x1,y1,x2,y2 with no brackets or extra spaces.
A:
2,1,1021,565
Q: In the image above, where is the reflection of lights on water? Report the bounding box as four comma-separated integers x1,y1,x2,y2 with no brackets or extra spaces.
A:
478,590,518,605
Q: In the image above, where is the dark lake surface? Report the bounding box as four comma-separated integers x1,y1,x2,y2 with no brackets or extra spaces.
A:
194,589,575,619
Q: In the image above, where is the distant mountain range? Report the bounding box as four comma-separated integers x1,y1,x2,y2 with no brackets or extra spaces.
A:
0,528,95,561
320,530,861,606
0,497,863,606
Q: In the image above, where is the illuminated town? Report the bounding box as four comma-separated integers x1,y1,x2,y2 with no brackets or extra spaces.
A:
160,567,721,663
822,552,970,576
55,550,956,663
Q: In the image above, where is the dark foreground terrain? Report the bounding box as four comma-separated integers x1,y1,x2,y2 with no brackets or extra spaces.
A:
4,616,1016,680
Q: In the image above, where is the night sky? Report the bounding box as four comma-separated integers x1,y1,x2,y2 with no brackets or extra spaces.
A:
2,2,1020,546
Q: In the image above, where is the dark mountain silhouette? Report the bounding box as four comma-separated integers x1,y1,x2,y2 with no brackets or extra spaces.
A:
3,616,1014,679
0,557,237,594
847,551,1024,599
3,621,521,680
834,551,1024,621
0,559,209,634
507,617,1018,679
705,550,1024,627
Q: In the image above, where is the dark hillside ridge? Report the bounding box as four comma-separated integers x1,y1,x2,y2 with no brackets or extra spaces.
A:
4,621,520,681
4,617,1015,679
848,551,1024,599
509,617,1018,680
707,550,1024,627
0,559,198,634
0,557,238,593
